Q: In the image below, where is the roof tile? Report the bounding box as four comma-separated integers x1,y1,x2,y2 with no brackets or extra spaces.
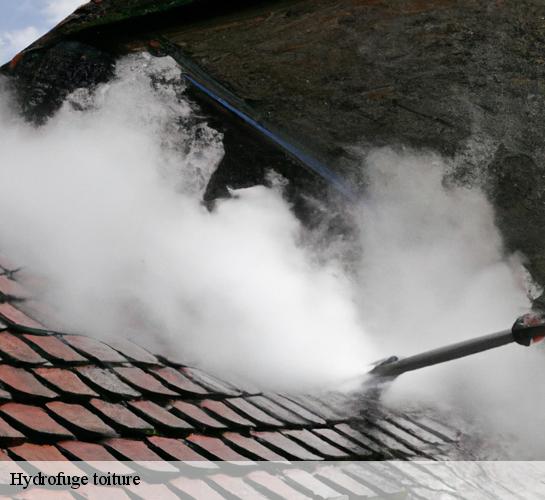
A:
104,339,159,365
251,431,322,460
387,415,447,445
57,441,135,475
169,477,225,500
0,403,74,439
147,436,212,463
0,276,30,300
246,471,313,500
208,474,267,499
128,400,193,433
282,429,349,458
125,481,180,500
315,467,377,497
23,334,87,363
223,432,288,461
103,438,178,473
33,368,99,398
247,395,308,426
286,395,341,421
226,398,282,427
313,428,374,457
0,415,25,446
199,400,256,428
45,401,118,438
363,421,416,457
89,399,154,435
75,367,141,398
411,415,459,442
343,463,404,495
181,367,240,396
283,469,345,499
149,367,208,396
334,423,388,457
266,394,326,425
0,365,57,399
170,401,226,430
62,335,127,363
113,367,178,397
186,434,252,461
8,443,69,461
12,490,75,500
0,332,47,364
0,303,44,330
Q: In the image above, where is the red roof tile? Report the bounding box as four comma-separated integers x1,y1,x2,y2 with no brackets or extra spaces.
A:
33,368,99,398
0,303,44,330
147,436,212,463
57,441,135,474
45,401,118,438
186,434,252,461
246,471,312,500
113,367,178,397
128,400,193,433
106,339,159,365
169,477,225,500
0,403,74,440
149,367,208,396
251,431,322,460
103,438,178,473
282,429,349,458
9,442,69,461
125,481,180,500
75,367,141,398
223,432,288,461
89,399,154,435
13,490,75,500
170,401,226,430
0,332,46,364
62,335,128,363
23,334,87,363
0,365,57,399
181,367,240,396
0,415,25,446
200,400,256,428
0,276,30,300
226,398,283,427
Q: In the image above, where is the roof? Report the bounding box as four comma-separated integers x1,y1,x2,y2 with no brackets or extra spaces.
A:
0,254,464,473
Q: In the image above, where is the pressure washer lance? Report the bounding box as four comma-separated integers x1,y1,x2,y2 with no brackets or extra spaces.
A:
368,312,545,382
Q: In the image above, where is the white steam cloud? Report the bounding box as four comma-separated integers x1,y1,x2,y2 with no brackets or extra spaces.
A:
0,54,376,391
0,53,544,457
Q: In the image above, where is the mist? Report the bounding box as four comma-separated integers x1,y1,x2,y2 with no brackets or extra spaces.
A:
1,53,544,456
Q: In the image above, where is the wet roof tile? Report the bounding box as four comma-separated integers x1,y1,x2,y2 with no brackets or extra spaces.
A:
334,423,388,457
266,394,326,425
104,339,159,365
199,400,256,428
363,421,416,457
33,367,99,398
169,477,226,500
113,367,178,397
0,403,74,440
149,367,208,396
62,335,128,363
411,415,459,442
251,431,322,460
75,366,141,398
223,432,288,461
181,367,240,396
45,401,118,439
170,401,226,430
313,427,374,457
246,395,308,426
246,471,312,500
208,474,268,499
282,429,349,459
0,332,47,364
147,436,212,462
0,365,57,399
388,415,446,445
89,399,154,435
23,334,87,363
0,303,44,330
186,434,252,461
128,400,193,433
226,398,283,427
103,438,178,473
